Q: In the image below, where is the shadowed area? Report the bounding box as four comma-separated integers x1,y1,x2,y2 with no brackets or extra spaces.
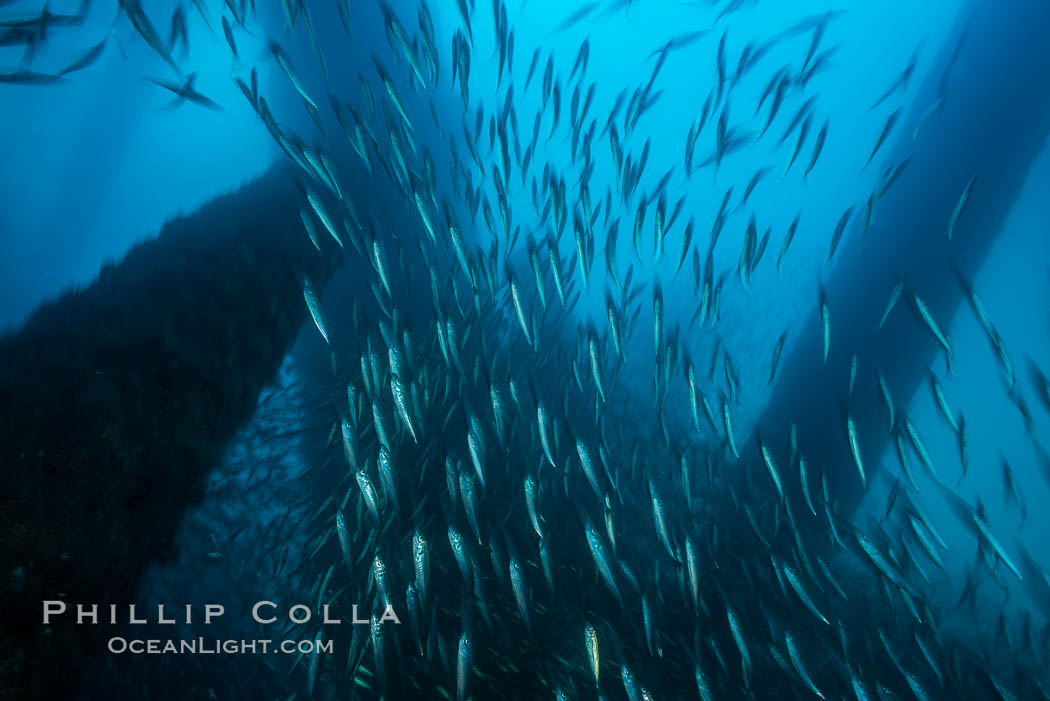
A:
0,165,337,700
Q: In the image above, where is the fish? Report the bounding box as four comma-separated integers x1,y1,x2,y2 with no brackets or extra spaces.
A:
848,354,858,398
335,510,352,573
879,276,905,328
146,72,222,111
855,531,914,596
864,108,900,169
466,429,486,492
584,622,599,684
846,411,866,487
306,190,342,248
947,176,975,240
786,632,826,699
674,217,694,279
777,213,800,279
412,530,429,603
123,0,181,76
1002,459,1027,525
911,289,954,373
302,276,329,343
940,491,1024,583
553,2,601,34
621,665,642,701
726,606,752,689
221,15,238,59
826,206,854,263
568,38,590,85
375,447,394,512
798,455,817,516
537,401,556,468
190,0,215,33
803,119,829,181
576,437,603,501
781,561,828,626
355,468,380,524
768,331,787,385
685,535,700,612
457,630,472,701
875,367,895,430
652,281,663,356
758,435,785,502
903,416,937,481
929,374,959,433
33,7,1049,701
736,166,772,213
784,114,812,178
0,69,61,84
391,375,419,442
648,480,675,559
270,40,317,109
819,284,830,363
723,398,739,458
508,554,531,634
868,48,920,113
306,629,324,697
57,37,107,76
584,518,621,605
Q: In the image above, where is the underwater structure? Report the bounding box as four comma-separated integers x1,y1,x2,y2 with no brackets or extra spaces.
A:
743,0,1050,524
1,0,1049,699
0,166,341,698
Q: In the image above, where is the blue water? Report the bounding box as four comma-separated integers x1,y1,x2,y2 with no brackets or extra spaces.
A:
3,0,1050,698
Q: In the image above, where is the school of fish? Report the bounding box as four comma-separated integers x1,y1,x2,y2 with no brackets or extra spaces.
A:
6,0,1050,699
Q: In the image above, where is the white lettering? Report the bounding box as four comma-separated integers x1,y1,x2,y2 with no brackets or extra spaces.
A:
288,605,311,624
252,601,277,624
379,605,401,625
204,604,225,624
42,600,66,624
76,604,97,624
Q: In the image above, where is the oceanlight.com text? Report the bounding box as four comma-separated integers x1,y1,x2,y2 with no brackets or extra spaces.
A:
106,636,335,655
